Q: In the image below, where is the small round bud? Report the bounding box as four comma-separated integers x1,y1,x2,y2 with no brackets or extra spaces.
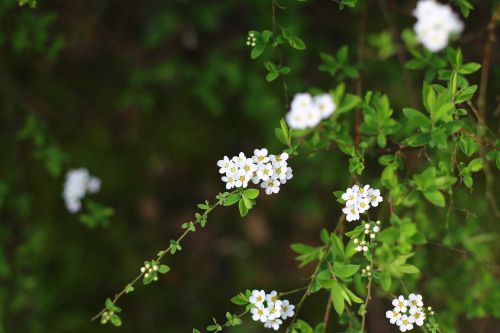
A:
140,267,146,273
154,276,158,281
370,233,375,239
427,306,432,311
356,246,362,252
365,229,370,234
354,238,359,244
153,265,158,271
145,263,150,268
364,224,370,229
145,273,149,278
376,220,381,225
362,246,368,252
373,226,380,233
366,265,371,271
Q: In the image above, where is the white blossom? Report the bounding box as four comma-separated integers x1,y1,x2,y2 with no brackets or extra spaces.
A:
249,289,266,306
393,295,409,313
387,293,429,331
413,0,463,52
218,150,293,195
63,168,101,213
286,92,336,130
250,290,295,330
340,184,383,222
397,315,414,332
251,304,269,323
280,300,295,319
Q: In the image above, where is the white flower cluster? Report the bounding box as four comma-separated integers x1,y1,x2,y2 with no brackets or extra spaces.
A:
386,294,428,332
413,0,463,52
249,290,295,330
285,93,336,130
217,149,293,195
341,185,383,222
246,32,256,47
63,168,101,213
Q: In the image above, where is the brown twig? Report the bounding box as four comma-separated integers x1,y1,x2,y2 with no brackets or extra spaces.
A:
477,4,500,123
321,298,333,333
459,128,500,150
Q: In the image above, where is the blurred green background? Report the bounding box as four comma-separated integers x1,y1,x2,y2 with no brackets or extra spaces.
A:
0,0,499,332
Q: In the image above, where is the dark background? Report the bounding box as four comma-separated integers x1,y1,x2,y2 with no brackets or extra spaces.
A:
0,0,499,332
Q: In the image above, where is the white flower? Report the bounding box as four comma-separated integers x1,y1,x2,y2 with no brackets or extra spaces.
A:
270,152,289,164
290,93,313,113
357,184,371,198
221,175,236,189
264,318,282,330
251,304,269,323
286,110,308,130
217,156,232,174
397,315,414,332
408,293,424,309
249,289,266,306
314,94,336,119
253,148,270,164
280,300,295,319
341,187,358,206
413,0,463,52
262,179,280,195
410,308,426,326
265,290,279,304
392,295,409,313
386,309,401,324
368,188,383,207
232,152,247,165
342,206,359,222
357,198,370,213
267,302,282,320
303,105,322,128
254,163,274,183
63,168,101,213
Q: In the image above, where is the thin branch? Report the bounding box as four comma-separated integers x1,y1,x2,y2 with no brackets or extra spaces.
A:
477,4,500,123
321,298,333,333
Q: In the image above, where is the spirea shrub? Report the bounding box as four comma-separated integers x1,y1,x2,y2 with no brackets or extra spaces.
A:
11,0,494,332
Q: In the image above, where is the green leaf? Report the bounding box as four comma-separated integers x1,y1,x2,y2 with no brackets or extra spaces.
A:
379,270,391,291
266,71,279,82
402,108,431,129
342,286,363,304
468,158,483,172
243,189,259,199
238,198,249,217
459,62,481,74
423,190,445,207
330,280,345,315
251,44,266,59
159,265,170,273
110,315,122,327
223,193,241,206
454,85,477,103
398,264,420,274
334,262,359,279
242,196,253,209
287,36,306,50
